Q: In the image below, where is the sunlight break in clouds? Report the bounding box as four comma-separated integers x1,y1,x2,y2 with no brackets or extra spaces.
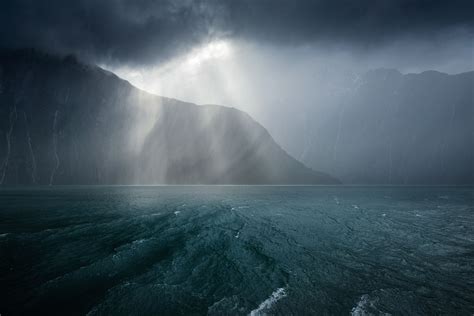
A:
185,40,232,71
104,39,234,99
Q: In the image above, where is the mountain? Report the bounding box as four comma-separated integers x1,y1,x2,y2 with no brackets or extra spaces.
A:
0,50,338,185
289,68,473,185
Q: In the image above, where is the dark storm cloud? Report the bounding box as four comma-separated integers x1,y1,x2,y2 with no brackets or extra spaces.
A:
1,0,472,65
0,0,215,65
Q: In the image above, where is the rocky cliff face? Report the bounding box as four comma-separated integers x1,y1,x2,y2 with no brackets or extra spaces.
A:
0,50,338,185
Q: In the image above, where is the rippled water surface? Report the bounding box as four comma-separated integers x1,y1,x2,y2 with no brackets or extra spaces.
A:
0,186,473,315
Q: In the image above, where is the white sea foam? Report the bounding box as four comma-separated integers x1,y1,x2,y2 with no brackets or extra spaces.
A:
351,294,391,316
132,238,147,245
174,211,180,215
249,287,287,316
232,206,249,211
351,294,371,316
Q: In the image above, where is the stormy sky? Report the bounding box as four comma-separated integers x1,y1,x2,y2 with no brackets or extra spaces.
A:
1,0,472,70
1,0,473,139
1,0,473,183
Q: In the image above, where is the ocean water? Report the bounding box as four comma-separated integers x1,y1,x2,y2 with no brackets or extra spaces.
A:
0,186,473,315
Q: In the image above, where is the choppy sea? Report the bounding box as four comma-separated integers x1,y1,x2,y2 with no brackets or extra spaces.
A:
0,186,473,315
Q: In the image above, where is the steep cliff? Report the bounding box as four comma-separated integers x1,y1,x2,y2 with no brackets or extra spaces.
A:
0,50,338,185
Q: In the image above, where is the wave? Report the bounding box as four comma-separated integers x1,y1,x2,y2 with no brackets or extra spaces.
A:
249,287,287,316
351,294,391,316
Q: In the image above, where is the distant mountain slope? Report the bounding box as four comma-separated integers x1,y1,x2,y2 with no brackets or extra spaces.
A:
0,50,338,185
295,68,473,184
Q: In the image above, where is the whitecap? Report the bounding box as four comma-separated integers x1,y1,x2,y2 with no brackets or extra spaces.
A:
352,294,371,316
174,211,180,215
249,287,287,316
132,238,146,245
351,294,391,316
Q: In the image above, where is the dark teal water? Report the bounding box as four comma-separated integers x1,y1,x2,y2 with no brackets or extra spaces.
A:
0,186,473,315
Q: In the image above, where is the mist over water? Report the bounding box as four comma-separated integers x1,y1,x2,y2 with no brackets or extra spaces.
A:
1,186,473,315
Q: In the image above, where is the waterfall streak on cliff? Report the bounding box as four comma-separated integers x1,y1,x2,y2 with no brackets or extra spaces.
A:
0,105,17,184
332,103,345,170
49,110,60,185
388,141,393,184
23,111,37,183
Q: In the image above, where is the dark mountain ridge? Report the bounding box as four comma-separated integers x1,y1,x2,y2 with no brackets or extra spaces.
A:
294,67,473,184
0,49,339,185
